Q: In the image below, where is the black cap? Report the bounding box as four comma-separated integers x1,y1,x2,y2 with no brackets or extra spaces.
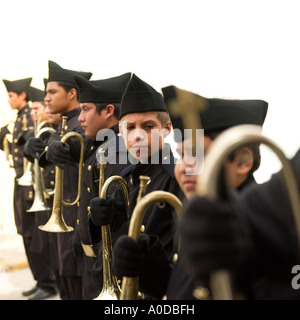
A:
201,98,268,133
120,74,167,119
74,73,131,104
2,77,32,93
29,86,45,102
162,85,268,140
43,78,48,91
47,60,92,85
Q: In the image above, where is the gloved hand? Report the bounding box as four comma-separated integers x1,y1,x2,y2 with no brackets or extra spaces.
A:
24,137,46,160
17,129,34,145
180,195,250,279
46,141,70,169
0,125,10,141
89,196,114,226
112,233,150,278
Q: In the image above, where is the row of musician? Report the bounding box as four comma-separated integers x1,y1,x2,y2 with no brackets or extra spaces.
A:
1,72,300,301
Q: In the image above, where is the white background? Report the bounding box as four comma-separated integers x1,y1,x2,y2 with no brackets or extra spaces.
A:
0,0,300,231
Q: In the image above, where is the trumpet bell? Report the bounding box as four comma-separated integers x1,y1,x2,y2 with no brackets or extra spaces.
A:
27,199,50,213
17,170,33,186
94,284,121,300
27,189,51,213
38,207,74,232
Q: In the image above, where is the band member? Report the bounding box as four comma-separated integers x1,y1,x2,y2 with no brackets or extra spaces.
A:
181,147,300,300
43,72,131,299
162,87,268,299
37,60,92,299
111,86,269,299
88,74,184,299
19,85,58,299
0,77,36,297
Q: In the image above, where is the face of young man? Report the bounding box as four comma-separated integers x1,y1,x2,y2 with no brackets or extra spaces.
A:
30,102,47,122
119,112,171,163
44,81,75,115
7,91,27,110
175,135,254,199
45,105,61,125
78,103,109,140
174,136,211,200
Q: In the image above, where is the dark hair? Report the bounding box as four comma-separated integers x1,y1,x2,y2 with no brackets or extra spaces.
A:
14,89,31,102
57,81,80,100
227,142,261,174
94,102,120,119
205,130,261,174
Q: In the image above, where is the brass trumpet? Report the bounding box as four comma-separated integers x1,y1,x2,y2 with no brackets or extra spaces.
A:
17,118,48,186
94,149,130,300
120,188,183,300
27,124,56,213
39,116,85,232
196,124,300,300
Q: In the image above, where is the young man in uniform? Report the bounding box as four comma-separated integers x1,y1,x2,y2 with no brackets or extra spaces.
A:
181,147,300,300
44,72,131,299
20,85,57,299
111,86,269,299
0,77,37,297
38,60,92,299
88,74,184,299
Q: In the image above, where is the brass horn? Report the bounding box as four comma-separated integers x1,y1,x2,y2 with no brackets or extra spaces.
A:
196,124,300,300
17,161,34,186
17,115,37,186
120,187,183,300
27,125,56,212
94,149,130,300
39,116,85,232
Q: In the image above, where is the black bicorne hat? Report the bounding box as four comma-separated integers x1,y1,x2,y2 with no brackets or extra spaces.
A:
47,60,92,85
2,77,32,93
120,74,167,119
74,73,131,104
29,86,46,102
162,85,268,141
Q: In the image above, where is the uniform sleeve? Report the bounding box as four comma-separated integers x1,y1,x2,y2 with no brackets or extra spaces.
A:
238,149,300,282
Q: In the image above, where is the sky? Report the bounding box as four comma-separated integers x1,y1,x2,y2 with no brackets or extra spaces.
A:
0,0,299,185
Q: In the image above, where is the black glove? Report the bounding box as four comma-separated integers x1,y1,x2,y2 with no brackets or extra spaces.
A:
180,196,250,279
89,196,114,226
46,141,70,168
0,125,10,141
24,137,46,161
112,233,150,278
17,129,34,145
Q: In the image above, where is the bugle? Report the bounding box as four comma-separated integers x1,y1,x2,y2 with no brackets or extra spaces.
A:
120,187,183,300
27,124,56,212
39,116,84,232
196,124,300,300
94,149,130,300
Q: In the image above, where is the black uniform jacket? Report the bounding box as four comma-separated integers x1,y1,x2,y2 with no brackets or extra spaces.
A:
78,124,129,299
238,148,300,299
39,107,84,277
167,150,300,300
89,145,184,298
1,105,35,237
